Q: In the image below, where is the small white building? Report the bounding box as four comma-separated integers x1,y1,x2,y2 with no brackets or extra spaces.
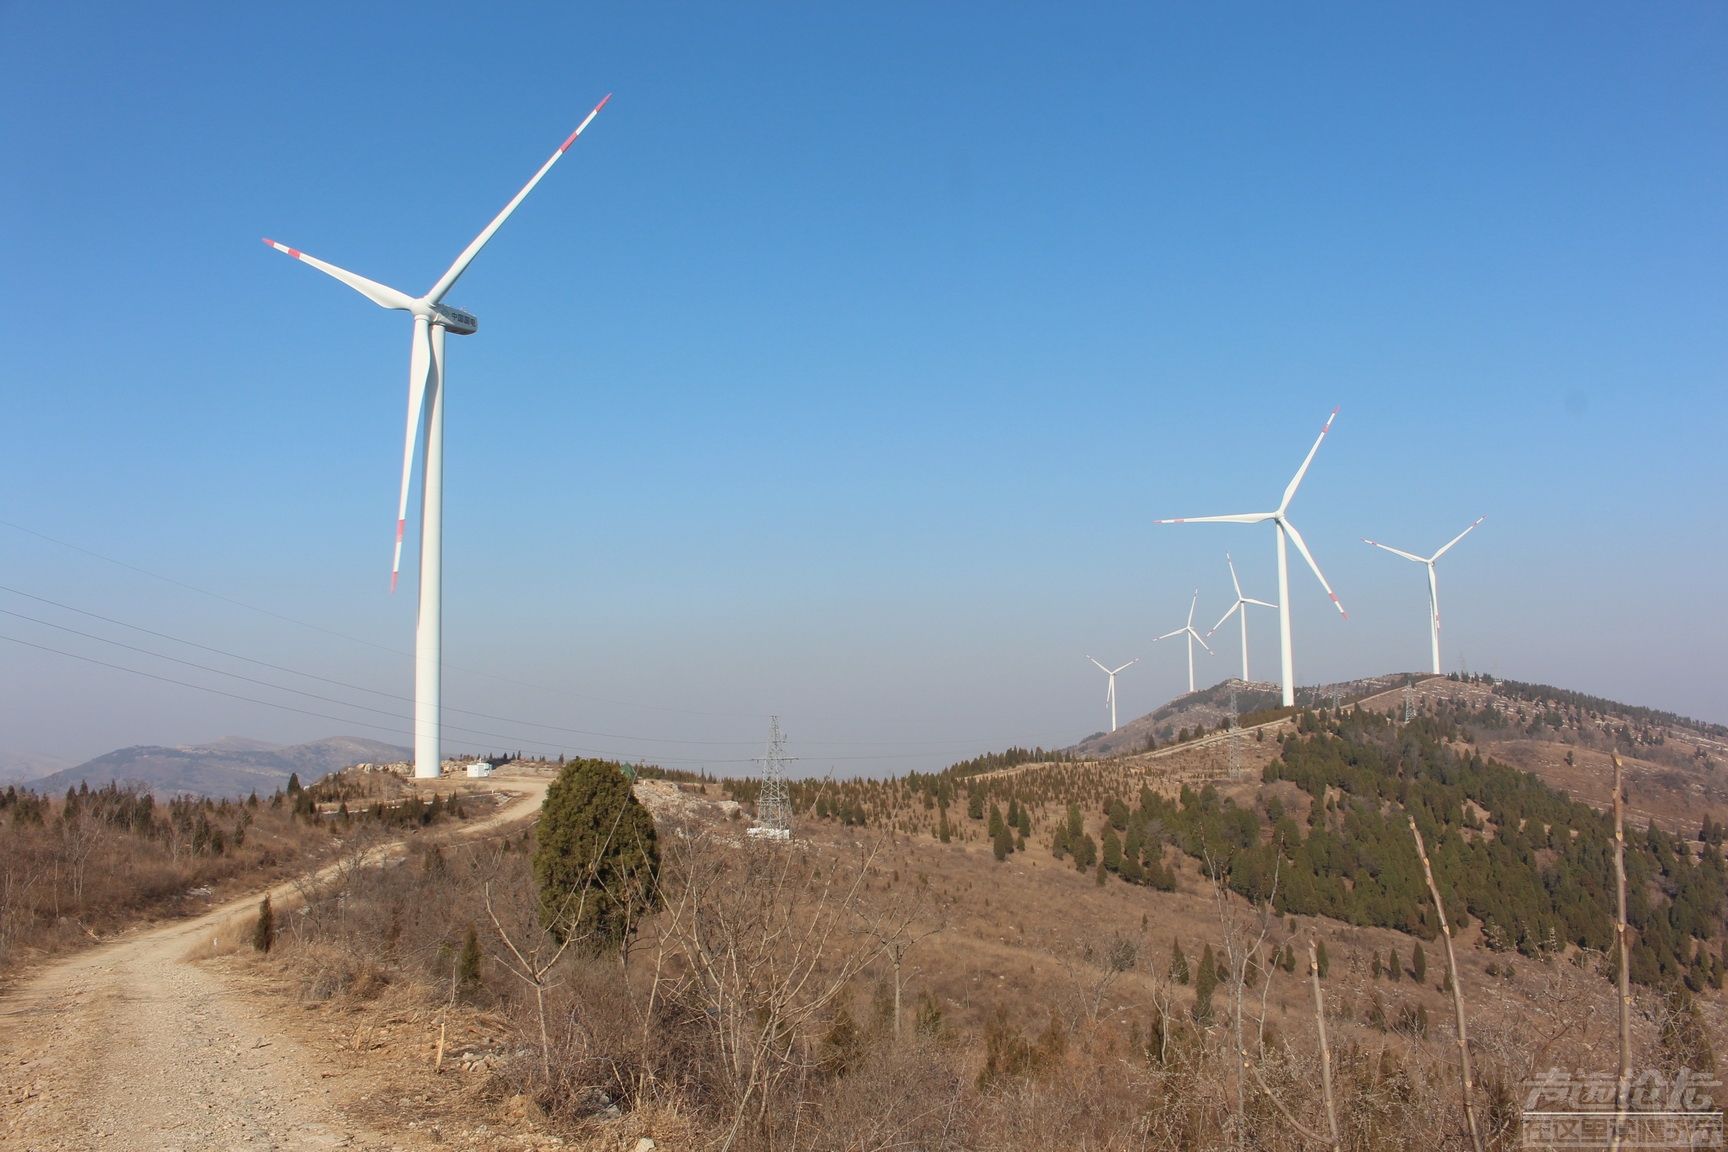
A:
465,761,494,778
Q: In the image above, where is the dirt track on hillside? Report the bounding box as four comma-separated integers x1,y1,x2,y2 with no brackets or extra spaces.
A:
0,780,548,1151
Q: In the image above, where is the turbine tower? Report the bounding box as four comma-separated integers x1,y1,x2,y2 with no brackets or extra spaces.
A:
1362,516,1485,675
1153,590,1214,695
1207,551,1277,682
265,97,611,778
1086,656,1139,732
1155,408,1347,707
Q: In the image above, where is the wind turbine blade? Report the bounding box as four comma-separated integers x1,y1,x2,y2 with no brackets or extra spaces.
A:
392,317,434,591
1283,519,1347,618
1431,515,1486,561
264,240,415,311
1190,628,1215,655
1362,538,1427,564
1087,656,1110,673
1209,601,1242,635
1226,552,1244,599
1278,406,1339,514
1187,589,1199,626
1153,629,1186,643
1112,659,1140,675
1244,598,1278,608
1155,512,1276,525
425,95,611,304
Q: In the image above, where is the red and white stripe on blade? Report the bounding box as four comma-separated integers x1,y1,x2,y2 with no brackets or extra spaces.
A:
393,316,434,592
1282,519,1348,619
1279,407,1339,515
424,94,612,305
261,240,416,311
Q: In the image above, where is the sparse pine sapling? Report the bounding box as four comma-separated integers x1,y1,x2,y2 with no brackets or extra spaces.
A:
252,895,274,954
1170,940,1191,985
1193,944,1218,1022
1316,939,1330,979
457,925,483,987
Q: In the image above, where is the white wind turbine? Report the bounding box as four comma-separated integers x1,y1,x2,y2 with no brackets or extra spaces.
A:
1153,590,1214,695
1207,552,1278,682
265,96,611,779
1156,408,1347,706
1362,516,1485,675
1086,656,1139,732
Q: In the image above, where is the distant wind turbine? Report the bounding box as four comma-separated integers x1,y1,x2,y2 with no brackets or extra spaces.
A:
265,96,611,778
1153,590,1214,694
1156,408,1348,707
1207,552,1278,682
1087,656,1139,732
1362,516,1486,675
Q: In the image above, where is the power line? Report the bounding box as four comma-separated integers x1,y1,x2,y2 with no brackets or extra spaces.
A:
0,518,999,729
0,584,992,750
0,630,982,769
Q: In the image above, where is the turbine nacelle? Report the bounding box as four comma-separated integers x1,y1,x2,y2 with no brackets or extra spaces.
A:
429,304,478,335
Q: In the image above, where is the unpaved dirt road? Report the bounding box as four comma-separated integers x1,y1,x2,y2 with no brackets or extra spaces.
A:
0,779,549,1151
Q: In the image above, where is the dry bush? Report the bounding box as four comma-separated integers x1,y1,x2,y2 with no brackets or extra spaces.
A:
263,813,1645,1152
0,783,345,977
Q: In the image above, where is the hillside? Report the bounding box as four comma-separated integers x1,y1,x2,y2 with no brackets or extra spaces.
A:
0,749,72,785
32,735,410,798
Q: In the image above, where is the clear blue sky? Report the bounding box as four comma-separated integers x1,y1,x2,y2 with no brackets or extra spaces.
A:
2,2,1724,774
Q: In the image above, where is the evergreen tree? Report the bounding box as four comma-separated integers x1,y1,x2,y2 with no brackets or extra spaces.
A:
1169,940,1191,985
988,803,1005,839
457,925,483,987
1107,798,1130,830
1006,797,1021,829
1094,860,1107,886
1193,944,1218,1023
1371,951,1383,979
1016,806,1032,839
992,822,1012,862
1101,827,1123,872
1074,832,1098,871
532,758,660,948
286,773,302,795
252,895,274,954
1316,939,1330,979
938,808,953,843
1412,942,1427,983
1387,948,1401,982
968,787,984,821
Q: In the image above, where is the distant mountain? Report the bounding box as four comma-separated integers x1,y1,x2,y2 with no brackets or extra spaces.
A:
30,736,411,799
0,750,74,786
1070,678,1283,759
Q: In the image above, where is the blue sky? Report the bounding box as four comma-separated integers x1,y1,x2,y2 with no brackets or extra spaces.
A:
1,3,1724,774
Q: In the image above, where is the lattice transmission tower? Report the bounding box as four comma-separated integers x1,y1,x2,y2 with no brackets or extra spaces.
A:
751,715,794,840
